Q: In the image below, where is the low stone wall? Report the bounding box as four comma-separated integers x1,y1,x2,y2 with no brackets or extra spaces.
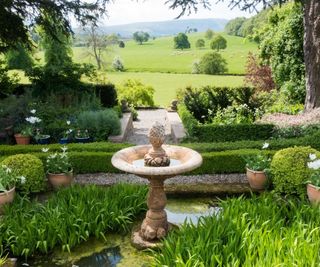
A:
166,111,186,143
109,112,133,143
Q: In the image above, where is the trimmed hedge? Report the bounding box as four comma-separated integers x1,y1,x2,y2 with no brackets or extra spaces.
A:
0,142,131,156
1,149,275,175
178,105,275,142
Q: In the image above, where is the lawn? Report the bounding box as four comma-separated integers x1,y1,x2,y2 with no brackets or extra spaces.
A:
103,72,244,106
35,32,257,75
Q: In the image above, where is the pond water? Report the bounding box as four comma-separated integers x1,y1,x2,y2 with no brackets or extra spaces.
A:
16,197,219,267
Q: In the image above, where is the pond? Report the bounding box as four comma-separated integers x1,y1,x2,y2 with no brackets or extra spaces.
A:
16,196,220,267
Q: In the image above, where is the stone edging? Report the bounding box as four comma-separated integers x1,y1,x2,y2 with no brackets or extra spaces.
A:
109,112,133,143
166,111,186,143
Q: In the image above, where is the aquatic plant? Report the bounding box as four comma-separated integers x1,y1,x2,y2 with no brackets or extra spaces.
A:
0,184,147,258
153,193,320,266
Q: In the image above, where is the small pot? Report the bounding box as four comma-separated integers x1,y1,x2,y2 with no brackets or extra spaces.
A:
0,187,15,214
37,135,51,145
246,168,268,190
14,134,30,145
48,170,74,189
307,184,320,205
59,138,70,144
75,137,90,143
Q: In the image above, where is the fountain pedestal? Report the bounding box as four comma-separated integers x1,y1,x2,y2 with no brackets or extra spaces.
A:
111,122,202,250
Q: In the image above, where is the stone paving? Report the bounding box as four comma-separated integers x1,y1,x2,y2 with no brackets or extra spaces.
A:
126,109,172,145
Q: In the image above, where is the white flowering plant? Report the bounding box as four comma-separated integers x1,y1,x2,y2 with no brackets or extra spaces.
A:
0,165,25,192
306,153,320,188
243,142,271,171
45,147,72,174
19,112,42,137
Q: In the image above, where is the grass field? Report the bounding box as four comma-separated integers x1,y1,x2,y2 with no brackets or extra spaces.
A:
35,32,257,75
103,72,244,106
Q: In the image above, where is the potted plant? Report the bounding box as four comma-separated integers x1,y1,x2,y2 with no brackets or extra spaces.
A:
45,147,73,189
34,128,50,144
59,122,73,144
306,153,320,204
243,143,271,190
75,129,90,143
14,125,32,145
0,165,25,213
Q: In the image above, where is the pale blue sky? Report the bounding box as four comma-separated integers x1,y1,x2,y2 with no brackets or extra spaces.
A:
100,0,256,26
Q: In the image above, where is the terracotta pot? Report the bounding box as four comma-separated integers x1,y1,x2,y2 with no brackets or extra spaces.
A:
246,168,268,190
48,170,74,189
14,134,30,145
307,184,320,205
0,187,15,214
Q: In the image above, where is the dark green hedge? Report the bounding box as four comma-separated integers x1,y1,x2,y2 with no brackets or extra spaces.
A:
0,142,131,156
1,149,274,175
178,105,275,142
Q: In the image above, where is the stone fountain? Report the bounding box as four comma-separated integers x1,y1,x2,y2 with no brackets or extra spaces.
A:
111,122,202,249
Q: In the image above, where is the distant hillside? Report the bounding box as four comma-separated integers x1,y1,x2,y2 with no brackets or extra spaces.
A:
94,18,228,37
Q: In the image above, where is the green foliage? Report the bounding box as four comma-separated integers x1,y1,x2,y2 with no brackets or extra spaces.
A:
224,17,247,36
153,193,320,266
259,3,305,103
112,56,124,71
133,31,150,45
204,29,214,39
243,143,271,171
118,40,125,48
117,79,155,107
306,154,320,188
77,109,121,140
272,124,320,139
5,44,34,70
0,165,21,192
210,35,227,51
173,33,191,50
195,38,205,48
198,52,227,75
0,184,147,257
45,147,72,174
1,154,45,194
0,60,19,97
94,83,118,108
271,146,319,198
179,104,274,142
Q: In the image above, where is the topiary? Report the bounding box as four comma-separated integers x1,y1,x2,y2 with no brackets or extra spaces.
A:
270,146,320,198
1,154,46,194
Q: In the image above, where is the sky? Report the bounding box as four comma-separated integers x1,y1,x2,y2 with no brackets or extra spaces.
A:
100,0,256,26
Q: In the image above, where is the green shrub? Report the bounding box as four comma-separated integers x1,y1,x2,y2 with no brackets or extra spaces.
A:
1,154,45,194
0,184,147,257
117,79,155,107
271,146,320,197
94,83,118,108
198,52,227,74
153,193,320,266
77,109,121,140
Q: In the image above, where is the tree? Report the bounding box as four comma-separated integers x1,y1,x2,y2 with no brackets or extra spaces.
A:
0,0,110,53
133,31,150,45
165,0,320,110
210,35,227,51
5,44,34,70
174,33,191,50
119,41,125,48
195,39,205,49
205,29,214,39
225,17,247,36
199,52,228,75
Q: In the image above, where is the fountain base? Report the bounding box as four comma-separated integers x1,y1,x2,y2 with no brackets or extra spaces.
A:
131,223,176,250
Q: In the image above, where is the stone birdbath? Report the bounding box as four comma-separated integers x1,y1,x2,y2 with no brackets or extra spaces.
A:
111,122,202,249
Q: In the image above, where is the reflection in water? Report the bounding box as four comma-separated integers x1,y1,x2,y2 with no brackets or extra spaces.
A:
132,159,181,167
73,247,121,267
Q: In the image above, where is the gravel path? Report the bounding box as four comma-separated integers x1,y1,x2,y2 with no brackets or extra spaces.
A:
126,109,172,145
75,173,250,194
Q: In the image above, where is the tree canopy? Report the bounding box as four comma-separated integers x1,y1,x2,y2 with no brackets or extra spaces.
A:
174,33,191,50
133,31,150,45
0,0,109,52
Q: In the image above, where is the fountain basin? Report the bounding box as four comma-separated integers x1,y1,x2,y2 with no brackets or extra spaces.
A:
111,145,202,179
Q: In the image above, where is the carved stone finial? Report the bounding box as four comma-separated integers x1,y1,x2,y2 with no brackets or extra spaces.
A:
144,122,170,167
